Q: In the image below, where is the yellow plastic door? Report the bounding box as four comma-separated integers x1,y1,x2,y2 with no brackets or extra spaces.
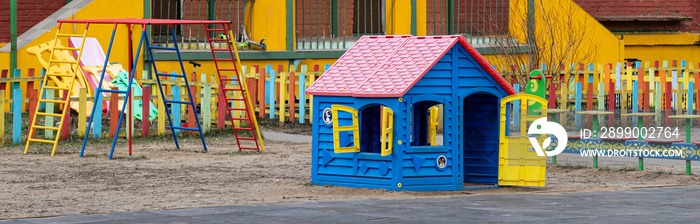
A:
380,106,394,156
498,94,548,186
332,105,360,153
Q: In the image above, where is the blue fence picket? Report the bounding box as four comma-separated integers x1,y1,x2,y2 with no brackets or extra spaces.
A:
299,65,307,124
172,84,181,135
93,94,102,139
12,89,21,144
689,82,694,114
575,82,581,130
269,69,276,119
633,81,638,124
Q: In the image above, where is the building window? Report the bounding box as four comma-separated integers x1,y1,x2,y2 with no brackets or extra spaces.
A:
295,0,386,50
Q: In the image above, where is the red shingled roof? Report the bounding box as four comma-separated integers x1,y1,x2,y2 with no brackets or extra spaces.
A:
305,35,517,97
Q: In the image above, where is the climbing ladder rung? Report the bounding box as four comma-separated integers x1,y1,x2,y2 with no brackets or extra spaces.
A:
233,127,254,131
156,73,185,78
237,137,256,140
228,108,248,111
164,100,194,105
39,99,67,104
46,73,76,77
36,112,62,117
149,46,178,51
56,33,84,37
211,48,230,51
27,138,56,144
42,86,70,90
172,126,199,131
217,68,238,71
48,60,78,64
33,125,59,130
213,58,233,61
223,88,243,91
239,146,259,150
230,117,250,121
226,98,246,101
220,78,240,82
208,38,228,42
54,47,81,51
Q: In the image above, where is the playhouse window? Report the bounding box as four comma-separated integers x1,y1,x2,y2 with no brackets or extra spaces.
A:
359,105,393,156
331,105,360,153
410,101,444,147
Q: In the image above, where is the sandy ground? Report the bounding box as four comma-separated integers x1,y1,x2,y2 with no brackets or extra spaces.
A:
2,132,700,220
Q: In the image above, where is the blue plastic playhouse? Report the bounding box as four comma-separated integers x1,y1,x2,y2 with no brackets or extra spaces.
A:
306,35,545,191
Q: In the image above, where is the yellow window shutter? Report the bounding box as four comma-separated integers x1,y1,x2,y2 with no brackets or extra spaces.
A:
381,106,394,157
332,105,360,153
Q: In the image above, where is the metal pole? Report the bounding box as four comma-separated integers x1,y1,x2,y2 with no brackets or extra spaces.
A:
447,0,454,34
208,0,216,38
143,0,151,72
10,0,18,71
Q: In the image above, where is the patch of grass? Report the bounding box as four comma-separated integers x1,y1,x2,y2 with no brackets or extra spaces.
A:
302,182,315,187
559,164,587,170
112,155,148,160
257,117,312,135
212,150,261,156
656,169,672,175
25,148,79,155
617,166,638,172
53,150,79,155
82,153,105,158
58,135,112,148
159,147,188,152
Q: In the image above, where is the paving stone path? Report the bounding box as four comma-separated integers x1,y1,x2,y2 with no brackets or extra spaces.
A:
3,185,699,223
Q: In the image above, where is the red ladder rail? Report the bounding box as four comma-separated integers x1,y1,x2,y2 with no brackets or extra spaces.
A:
205,23,262,152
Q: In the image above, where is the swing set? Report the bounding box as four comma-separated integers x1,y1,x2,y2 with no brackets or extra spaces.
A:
24,19,264,158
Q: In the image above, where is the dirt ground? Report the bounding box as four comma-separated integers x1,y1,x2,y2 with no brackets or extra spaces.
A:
2,133,700,220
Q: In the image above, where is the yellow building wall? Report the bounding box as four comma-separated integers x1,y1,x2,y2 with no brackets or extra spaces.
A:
0,0,143,97
416,0,426,36
508,0,624,65
1,0,638,93
623,33,700,64
385,0,412,35
251,1,287,51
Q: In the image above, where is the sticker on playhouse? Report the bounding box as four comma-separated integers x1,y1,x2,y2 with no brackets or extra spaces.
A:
527,117,568,157
322,108,333,126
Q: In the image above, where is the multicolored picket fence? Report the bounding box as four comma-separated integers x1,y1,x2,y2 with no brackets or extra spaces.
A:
3,60,700,147
505,60,700,130
505,60,700,174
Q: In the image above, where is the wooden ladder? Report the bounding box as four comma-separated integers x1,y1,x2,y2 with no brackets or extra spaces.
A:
25,23,89,155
